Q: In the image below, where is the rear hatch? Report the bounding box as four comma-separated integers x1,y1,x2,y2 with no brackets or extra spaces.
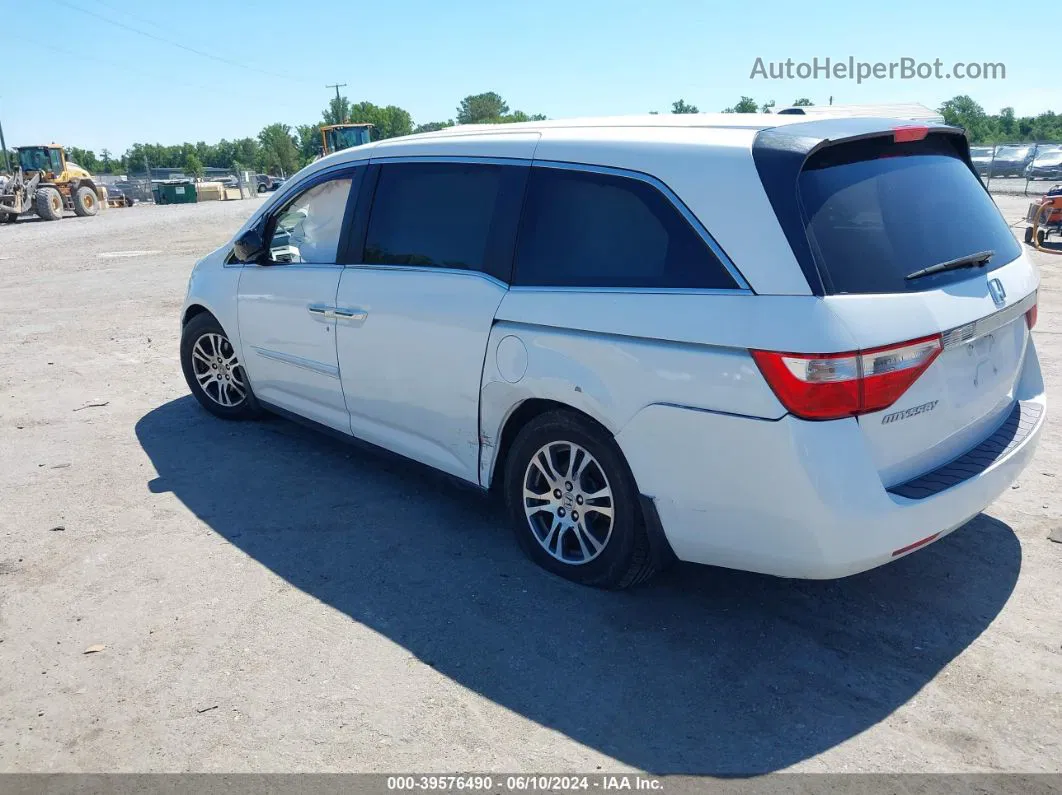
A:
754,124,1038,487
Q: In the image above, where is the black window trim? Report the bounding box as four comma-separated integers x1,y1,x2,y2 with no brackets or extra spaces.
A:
341,155,753,295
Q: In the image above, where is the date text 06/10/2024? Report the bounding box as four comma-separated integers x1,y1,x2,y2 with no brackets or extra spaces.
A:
385,776,664,791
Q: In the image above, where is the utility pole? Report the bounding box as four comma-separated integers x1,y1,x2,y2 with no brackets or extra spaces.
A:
326,82,348,123
0,101,9,172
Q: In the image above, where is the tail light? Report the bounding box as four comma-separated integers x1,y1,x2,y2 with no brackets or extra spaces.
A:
751,335,943,421
1026,302,1038,330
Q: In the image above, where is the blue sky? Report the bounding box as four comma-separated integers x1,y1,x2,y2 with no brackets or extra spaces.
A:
5,0,1053,155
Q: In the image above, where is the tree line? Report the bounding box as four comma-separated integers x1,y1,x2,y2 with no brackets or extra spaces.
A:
46,91,544,178
9,92,1061,178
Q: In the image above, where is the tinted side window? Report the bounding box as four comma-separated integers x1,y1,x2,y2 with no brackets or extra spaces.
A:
268,177,353,264
512,167,737,289
363,162,527,280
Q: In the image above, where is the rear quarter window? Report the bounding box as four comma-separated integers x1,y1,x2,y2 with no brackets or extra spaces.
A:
798,135,1021,294
512,166,738,290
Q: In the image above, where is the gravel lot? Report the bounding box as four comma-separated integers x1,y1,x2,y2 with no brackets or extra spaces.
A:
0,196,1059,775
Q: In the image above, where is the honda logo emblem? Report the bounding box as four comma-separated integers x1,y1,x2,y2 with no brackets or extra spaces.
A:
988,279,1006,308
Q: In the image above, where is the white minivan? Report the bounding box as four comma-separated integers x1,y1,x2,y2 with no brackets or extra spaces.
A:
180,114,1045,588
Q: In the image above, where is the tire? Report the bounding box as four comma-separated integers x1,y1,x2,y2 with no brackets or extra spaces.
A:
180,313,261,420
125,196,135,207
73,186,99,217
1025,226,1034,244
35,187,64,221
257,183,266,193
503,410,655,589
0,213,16,224
1037,229,1046,247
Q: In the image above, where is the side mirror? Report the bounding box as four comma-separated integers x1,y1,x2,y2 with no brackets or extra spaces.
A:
233,226,266,263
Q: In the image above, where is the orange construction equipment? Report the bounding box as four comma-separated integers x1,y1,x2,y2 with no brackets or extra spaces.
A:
1024,186,1062,253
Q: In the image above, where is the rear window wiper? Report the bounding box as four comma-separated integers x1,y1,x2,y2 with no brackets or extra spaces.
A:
905,250,994,281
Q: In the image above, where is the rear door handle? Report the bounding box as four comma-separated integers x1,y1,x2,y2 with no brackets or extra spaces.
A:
334,307,368,323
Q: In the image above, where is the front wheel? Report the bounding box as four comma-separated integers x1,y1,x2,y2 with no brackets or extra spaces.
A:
35,187,64,221
180,313,260,419
503,410,656,589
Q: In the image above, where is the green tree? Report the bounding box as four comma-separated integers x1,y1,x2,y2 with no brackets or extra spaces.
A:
100,148,112,173
457,92,508,124
723,96,760,113
671,99,699,114
257,124,300,176
792,98,813,107
457,92,509,124
454,93,545,125
760,100,775,113
184,152,204,179
323,95,352,125
998,107,1016,138
67,147,100,172
939,95,992,141
296,124,322,163
348,102,414,139
414,120,454,133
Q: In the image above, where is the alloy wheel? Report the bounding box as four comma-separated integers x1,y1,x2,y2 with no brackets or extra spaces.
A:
190,332,247,408
522,441,614,565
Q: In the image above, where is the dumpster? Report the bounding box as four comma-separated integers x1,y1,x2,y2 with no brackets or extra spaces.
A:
155,181,198,205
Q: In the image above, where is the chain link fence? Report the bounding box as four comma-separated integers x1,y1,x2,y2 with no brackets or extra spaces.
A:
97,169,272,204
974,141,1062,195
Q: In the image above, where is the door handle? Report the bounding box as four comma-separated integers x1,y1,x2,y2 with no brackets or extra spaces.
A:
307,303,336,319
334,307,368,323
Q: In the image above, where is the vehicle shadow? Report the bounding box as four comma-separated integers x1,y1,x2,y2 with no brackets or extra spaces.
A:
135,397,1022,775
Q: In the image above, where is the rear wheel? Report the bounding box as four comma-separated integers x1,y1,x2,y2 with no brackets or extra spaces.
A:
73,186,99,217
1025,226,1034,244
180,313,261,420
503,410,655,589
35,187,63,221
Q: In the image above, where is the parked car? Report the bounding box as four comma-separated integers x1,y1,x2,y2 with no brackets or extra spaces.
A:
1025,148,1062,181
990,144,1035,177
256,174,285,193
112,180,153,203
969,145,994,176
103,182,135,206
180,116,1045,588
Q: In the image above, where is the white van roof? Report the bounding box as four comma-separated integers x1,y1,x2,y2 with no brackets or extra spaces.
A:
775,102,945,124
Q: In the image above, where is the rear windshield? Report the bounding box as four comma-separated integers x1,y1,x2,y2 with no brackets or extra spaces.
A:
798,135,1021,294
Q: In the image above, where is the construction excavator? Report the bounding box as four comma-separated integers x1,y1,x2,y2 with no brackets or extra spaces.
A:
0,144,107,223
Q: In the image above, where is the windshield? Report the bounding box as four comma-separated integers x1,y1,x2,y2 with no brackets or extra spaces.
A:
327,126,372,151
18,148,52,172
798,134,1021,294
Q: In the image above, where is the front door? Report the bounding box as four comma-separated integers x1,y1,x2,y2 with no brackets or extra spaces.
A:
335,160,528,482
237,169,358,432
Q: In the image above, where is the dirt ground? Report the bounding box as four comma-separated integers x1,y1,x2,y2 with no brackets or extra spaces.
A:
0,195,1059,775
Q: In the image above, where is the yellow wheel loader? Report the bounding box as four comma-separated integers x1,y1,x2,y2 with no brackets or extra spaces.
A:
0,144,108,223
319,123,373,158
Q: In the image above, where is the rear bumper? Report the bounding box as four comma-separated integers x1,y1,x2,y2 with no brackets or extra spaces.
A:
615,345,1046,579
